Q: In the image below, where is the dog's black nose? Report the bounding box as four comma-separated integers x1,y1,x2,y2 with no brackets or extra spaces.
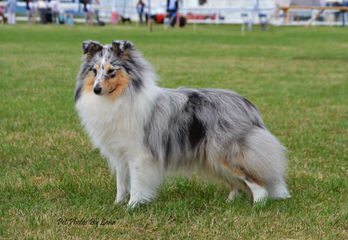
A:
94,86,102,95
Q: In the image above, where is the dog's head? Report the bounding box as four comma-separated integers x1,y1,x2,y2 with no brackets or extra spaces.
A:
76,40,144,101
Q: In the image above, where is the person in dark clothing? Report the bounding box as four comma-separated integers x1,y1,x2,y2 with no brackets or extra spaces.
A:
37,0,48,24
136,0,146,25
167,0,178,28
83,0,93,26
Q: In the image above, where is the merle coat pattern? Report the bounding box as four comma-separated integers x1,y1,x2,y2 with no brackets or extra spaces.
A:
75,40,291,207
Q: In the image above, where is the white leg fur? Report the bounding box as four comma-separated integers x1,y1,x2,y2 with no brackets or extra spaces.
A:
127,159,162,207
114,160,130,205
244,180,268,203
226,189,239,202
267,181,291,199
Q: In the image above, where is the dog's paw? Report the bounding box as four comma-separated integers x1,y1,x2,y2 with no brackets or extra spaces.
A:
114,195,128,205
127,196,152,208
127,199,140,208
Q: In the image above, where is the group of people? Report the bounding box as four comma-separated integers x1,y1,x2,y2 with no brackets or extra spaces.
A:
81,0,101,26
0,0,90,26
0,0,61,25
136,0,179,28
1,0,180,28
35,0,60,24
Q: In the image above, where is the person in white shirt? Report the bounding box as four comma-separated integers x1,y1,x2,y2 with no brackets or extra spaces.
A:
26,0,35,24
6,0,17,24
51,0,59,24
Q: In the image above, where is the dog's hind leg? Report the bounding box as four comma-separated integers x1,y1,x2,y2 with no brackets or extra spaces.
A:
242,127,290,201
226,185,240,202
220,158,268,204
127,158,162,207
244,180,268,203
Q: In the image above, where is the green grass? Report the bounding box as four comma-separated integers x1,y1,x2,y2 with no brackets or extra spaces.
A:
0,23,347,239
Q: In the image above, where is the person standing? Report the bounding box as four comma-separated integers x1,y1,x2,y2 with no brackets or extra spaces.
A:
6,0,16,25
136,0,146,25
83,0,93,26
51,0,59,24
26,0,36,24
37,0,48,24
166,0,178,28
94,0,100,23
0,4,7,24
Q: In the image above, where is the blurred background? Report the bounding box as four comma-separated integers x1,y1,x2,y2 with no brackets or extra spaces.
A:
0,0,347,27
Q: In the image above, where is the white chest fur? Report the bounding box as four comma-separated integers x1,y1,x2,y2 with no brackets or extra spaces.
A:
75,92,150,159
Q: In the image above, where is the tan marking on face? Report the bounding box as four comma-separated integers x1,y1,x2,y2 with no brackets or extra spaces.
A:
95,64,100,70
104,64,113,71
83,71,95,93
101,69,130,101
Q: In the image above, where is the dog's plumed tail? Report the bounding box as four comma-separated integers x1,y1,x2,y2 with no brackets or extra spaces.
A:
241,127,291,199
216,126,290,203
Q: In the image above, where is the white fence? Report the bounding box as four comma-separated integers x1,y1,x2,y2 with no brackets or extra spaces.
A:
1,1,346,26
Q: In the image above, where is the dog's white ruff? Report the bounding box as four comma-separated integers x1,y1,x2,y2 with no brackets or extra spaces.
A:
76,80,163,207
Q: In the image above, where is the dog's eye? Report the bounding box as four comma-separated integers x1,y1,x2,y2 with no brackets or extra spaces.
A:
110,74,116,78
93,69,97,76
107,69,115,75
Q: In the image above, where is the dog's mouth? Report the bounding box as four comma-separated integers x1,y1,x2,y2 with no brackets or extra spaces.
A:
108,84,120,94
109,88,116,94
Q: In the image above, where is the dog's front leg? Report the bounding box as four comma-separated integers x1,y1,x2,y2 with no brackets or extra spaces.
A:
127,159,162,207
114,160,130,205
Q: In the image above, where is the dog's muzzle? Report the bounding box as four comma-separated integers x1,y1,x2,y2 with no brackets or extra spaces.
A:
94,84,102,95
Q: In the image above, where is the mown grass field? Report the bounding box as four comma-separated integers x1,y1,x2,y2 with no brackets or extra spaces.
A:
0,23,347,239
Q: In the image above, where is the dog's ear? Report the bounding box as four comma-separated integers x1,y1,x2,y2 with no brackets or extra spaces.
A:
112,40,134,59
82,40,103,58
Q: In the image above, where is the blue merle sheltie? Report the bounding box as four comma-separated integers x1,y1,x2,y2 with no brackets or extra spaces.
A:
75,40,291,207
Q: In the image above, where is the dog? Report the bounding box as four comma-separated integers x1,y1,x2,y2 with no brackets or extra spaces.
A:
75,40,291,207
120,16,132,24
